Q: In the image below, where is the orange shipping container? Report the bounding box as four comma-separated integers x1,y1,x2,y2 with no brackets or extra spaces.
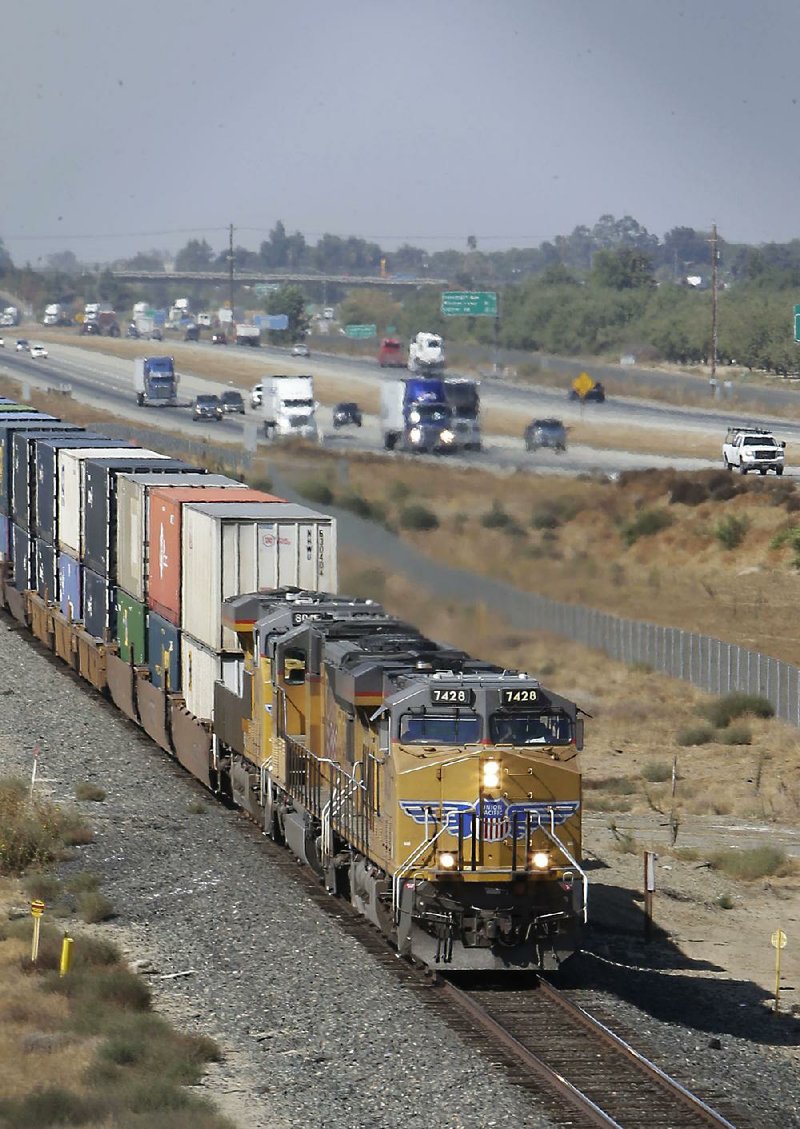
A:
148,486,284,624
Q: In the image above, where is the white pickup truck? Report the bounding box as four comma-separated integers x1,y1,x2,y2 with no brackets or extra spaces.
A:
723,427,785,475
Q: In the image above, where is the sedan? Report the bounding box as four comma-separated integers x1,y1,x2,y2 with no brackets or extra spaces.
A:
15,339,29,352
220,389,245,414
332,401,363,429
193,394,223,421
524,418,567,452
30,344,49,359
291,342,310,357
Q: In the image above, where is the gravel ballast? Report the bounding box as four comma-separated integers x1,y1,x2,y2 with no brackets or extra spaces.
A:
1,611,798,1128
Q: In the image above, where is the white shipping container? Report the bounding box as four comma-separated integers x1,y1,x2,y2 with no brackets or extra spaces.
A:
181,634,221,721
182,502,337,651
116,472,238,601
58,448,152,558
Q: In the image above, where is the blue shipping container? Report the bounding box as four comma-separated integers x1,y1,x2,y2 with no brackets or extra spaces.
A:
35,538,57,603
83,566,115,641
10,523,32,591
58,551,82,621
147,611,181,691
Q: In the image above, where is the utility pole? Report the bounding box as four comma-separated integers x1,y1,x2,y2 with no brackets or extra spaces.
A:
710,222,718,380
228,223,235,320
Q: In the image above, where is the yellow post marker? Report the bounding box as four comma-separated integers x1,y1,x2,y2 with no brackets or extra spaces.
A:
771,929,788,1013
30,900,45,963
59,934,73,977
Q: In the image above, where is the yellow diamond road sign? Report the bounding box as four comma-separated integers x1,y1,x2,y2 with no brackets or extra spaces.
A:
573,372,595,398
771,930,788,949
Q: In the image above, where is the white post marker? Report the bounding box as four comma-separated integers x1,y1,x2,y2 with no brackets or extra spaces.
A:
29,744,40,801
771,929,788,1013
30,900,45,963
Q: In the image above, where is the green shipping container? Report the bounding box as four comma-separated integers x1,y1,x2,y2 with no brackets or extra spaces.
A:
0,404,37,412
115,589,147,665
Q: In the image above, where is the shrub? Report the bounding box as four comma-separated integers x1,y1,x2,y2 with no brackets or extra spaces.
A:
709,845,788,880
0,778,91,874
75,781,106,802
399,504,439,531
76,891,114,923
698,692,774,728
247,474,273,494
676,724,714,746
620,508,673,546
24,873,61,902
714,514,749,550
337,491,373,518
481,500,515,529
585,776,637,795
297,478,334,506
388,480,412,502
65,871,100,893
641,760,672,783
669,479,708,506
769,525,800,568
716,723,752,745
717,893,735,909
187,798,207,815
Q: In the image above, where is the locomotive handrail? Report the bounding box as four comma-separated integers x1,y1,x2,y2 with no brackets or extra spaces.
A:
321,760,366,862
392,824,450,919
536,810,588,924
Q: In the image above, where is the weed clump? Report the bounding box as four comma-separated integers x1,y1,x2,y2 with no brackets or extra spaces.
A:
297,478,334,506
676,724,714,746
715,723,753,746
75,781,106,802
709,845,789,880
641,760,672,783
697,692,774,728
620,508,673,546
0,778,91,874
399,504,439,531
713,514,749,550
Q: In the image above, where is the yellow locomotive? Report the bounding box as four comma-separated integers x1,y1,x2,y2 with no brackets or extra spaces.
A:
215,589,587,971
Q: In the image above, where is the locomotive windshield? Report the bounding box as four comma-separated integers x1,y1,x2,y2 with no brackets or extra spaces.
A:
399,713,481,744
490,712,572,745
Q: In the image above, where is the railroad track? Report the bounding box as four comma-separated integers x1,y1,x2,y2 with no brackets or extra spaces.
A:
240,817,745,1128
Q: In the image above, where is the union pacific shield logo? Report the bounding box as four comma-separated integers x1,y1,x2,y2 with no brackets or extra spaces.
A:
399,799,580,841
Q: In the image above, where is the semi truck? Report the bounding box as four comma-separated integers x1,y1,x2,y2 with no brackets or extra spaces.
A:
380,377,458,453
443,377,481,451
408,331,445,374
43,303,69,326
261,375,319,441
235,323,261,347
134,356,180,407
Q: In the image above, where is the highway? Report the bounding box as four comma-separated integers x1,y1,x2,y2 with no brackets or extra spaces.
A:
2,333,799,478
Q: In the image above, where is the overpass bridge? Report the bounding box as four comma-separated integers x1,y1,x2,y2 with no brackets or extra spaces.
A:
110,270,448,289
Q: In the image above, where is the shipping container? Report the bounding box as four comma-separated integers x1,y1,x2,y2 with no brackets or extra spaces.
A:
182,502,337,651
58,551,81,621
35,537,57,603
116,472,241,602
181,633,239,722
35,435,129,544
147,611,181,691
148,486,284,625
83,566,114,641
10,522,32,591
115,589,147,665
58,448,158,559
0,416,62,516
11,425,85,532
83,455,194,579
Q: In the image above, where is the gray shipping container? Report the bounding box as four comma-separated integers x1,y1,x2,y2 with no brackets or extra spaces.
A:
182,502,338,651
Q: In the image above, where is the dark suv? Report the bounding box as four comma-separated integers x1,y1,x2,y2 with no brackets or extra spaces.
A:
524,418,567,452
220,389,245,414
193,394,223,421
332,402,362,428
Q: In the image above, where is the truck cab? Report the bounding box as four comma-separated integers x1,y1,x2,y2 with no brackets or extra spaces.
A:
134,356,179,407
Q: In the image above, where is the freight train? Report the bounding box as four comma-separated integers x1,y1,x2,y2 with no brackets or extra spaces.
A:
0,396,588,971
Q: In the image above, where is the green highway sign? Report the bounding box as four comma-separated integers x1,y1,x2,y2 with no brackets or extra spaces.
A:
441,290,498,317
344,324,377,338
794,304,800,343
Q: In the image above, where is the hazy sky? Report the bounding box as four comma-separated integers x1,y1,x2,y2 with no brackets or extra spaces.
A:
3,0,800,265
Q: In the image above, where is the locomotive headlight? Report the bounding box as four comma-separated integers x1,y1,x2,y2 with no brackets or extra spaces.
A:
530,851,550,870
482,760,501,789
409,427,422,443
438,852,457,870
440,429,455,444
